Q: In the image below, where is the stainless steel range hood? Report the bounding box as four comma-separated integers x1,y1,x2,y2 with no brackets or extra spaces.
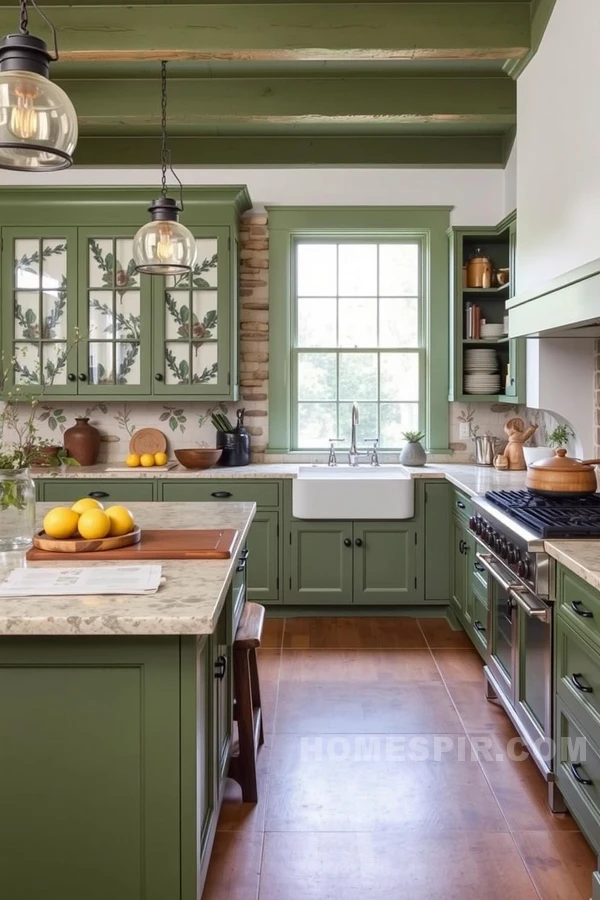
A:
508,256,600,338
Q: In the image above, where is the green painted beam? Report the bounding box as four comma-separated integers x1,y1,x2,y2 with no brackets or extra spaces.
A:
0,3,531,61
72,134,505,166
504,0,557,78
63,76,515,126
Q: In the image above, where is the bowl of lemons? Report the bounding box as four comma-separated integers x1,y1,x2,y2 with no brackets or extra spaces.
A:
36,498,139,552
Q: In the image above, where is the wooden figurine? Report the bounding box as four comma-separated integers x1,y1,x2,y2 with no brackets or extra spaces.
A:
494,417,538,471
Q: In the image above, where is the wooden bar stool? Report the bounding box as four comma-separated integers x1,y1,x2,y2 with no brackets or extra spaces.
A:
229,602,265,803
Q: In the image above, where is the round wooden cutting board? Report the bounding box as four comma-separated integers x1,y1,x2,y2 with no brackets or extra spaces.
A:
129,428,168,456
33,526,141,554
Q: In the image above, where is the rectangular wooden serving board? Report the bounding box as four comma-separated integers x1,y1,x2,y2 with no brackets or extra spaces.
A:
26,529,239,561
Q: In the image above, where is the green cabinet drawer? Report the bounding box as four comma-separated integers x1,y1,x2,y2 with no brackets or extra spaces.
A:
41,480,154,503
557,616,600,738
557,565,600,651
246,511,279,603
472,552,487,593
556,698,600,854
452,489,471,523
161,480,279,507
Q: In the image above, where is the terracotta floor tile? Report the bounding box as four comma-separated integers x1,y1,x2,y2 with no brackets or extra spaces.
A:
256,651,280,734
418,617,473,649
282,616,427,649
203,832,262,900
218,742,272,835
265,732,507,833
261,617,284,650
279,649,441,684
259,832,539,900
447,680,516,732
275,680,464,734
469,731,577,832
513,830,597,900
433,648,486,682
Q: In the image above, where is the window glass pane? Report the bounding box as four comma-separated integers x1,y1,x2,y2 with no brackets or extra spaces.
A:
379,297,419,348
339,298,377,348
381,403,419,447
338,244,377,296
339,402,378,446
339,353,377,401
297,297,336,348
379,243,419,295
297,352,337,401
297,244,336,296
297,403,337,448
380,353,419,401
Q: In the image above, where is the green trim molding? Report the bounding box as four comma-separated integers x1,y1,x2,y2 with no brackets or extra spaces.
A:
504,0,557,79
267,206,452,455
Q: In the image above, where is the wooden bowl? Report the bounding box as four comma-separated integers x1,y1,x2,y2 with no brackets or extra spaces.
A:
174,448,223,469
33,526,141,553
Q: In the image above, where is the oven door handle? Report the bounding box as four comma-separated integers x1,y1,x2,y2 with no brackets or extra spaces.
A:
476,553,549,622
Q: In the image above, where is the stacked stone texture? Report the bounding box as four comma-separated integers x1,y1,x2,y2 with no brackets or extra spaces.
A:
239,213,269,460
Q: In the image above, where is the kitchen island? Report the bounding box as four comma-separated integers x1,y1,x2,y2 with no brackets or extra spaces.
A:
0,501,256,900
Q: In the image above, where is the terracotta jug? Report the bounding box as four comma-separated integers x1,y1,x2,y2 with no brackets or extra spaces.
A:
64,417,101,466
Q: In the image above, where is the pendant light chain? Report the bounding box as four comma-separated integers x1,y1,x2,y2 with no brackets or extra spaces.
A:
19,0,29,34
160,60,168,199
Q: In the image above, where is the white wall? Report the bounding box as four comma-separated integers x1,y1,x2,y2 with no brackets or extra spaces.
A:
517,0,600,292
0,166,505,226
504,143,517,217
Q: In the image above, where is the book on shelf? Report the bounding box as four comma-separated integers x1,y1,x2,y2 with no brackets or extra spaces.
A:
465,303,482,340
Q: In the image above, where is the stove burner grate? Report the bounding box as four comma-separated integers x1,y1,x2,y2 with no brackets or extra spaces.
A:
485,490,600,538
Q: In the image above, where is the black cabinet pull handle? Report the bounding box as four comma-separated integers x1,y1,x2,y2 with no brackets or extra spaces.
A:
240,548,249,560
458,539,465,554
236,549,250,572
68,373,76,382
474,561,485,573
214,655,227,680
456,500,466,510
78,373,87,382
343,538,352,547
155,373,164,381
570,762,593,786
463,542,470,553
211,491,232,498
572,600,594,618
474,620,486,633
355,538,363,547
88,491,109,498
571,673,593,694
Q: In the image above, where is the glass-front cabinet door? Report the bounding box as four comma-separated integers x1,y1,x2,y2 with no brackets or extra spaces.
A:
2,227,78,395
153,227,231,395
77,229,152,395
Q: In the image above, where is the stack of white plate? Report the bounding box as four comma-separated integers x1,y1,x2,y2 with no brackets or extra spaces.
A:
464,348,500,394
480,323,506,339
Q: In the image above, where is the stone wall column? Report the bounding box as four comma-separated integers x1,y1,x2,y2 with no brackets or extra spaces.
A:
239,213,269,461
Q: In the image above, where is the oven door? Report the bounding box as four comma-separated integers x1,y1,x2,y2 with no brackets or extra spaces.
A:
515,590,552,761
477,551,518,703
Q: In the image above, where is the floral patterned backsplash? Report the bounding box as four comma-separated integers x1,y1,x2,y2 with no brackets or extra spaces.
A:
0,397,564,465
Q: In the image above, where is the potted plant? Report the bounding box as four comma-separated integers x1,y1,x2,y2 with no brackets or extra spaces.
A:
400,430,427,467
547,424,576,450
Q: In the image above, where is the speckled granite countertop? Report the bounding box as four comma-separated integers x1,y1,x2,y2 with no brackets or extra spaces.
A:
544,542,600,593
0,502,255,637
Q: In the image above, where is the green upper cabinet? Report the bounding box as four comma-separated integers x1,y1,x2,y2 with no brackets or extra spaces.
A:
0,187,251,401
448,211,525,405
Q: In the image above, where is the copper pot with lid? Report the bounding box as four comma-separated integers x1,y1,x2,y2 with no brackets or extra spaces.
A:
466,249,492,289
526,449,600,497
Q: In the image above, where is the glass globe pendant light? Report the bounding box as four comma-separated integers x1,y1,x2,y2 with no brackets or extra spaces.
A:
0,0,77,171
133,61,196,276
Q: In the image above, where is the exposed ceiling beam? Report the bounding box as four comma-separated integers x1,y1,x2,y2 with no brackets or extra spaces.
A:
72,134,505,167
62,76,515,129
0,3,531,61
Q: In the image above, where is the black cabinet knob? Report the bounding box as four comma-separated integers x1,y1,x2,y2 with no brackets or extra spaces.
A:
355,538,363,547
211,491,232,499
214,655,227,680
78,373,87,382
88,491,109,499
155,373,164,381
456,500,466,510
68,373,76,382
343,538,352,547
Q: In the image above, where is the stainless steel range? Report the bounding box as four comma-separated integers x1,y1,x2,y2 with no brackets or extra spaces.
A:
469,489,600,813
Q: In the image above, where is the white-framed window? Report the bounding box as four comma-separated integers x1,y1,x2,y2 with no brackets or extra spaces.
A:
291,237,424,450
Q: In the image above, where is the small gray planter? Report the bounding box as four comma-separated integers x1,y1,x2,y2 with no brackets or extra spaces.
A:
400,441,427,467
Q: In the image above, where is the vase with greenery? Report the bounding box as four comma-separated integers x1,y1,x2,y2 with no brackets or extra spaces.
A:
0,347,79,550
400,430,427,467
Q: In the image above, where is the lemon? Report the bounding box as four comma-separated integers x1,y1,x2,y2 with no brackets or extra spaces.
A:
43,507,80,540
140,453,155,467
105,506,135,537
126,453,141,467
77,508,111,540
71,497,104,514
154,451,168,466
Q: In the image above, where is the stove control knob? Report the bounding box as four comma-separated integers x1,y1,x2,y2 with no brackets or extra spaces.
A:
486,526,494,545
494,535,503,554
517,560,526,579
475,517,484,536
522,554,531,580
469,516,477,532
507,543,516,564
500,540,508,560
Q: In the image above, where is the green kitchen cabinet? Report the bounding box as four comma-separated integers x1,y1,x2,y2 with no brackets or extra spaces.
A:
353,521,421,604
451,516,470,618
287,520,354,605
212,595,233,796
40,479,155,503
424,481,452,601
0,187,251,402
246,510,279,602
